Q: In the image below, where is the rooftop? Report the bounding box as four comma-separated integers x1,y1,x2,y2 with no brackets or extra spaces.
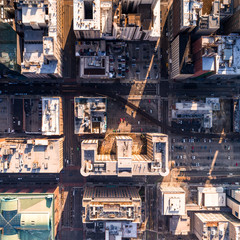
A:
160,186,186,216
22,43,58,74
195,212,240,224
22,6,46,26
74,97,107,134
150,0,161,38
0,191,55,240
201,34,240,75
0,137,63,173
105,222,138,239
82,186,141,223
42,97,63,136
181,0,220,31
73,0,101,31
80,133,169,177
79,56,110,78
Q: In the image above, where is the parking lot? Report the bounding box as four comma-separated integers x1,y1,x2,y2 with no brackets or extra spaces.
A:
170,136,240,169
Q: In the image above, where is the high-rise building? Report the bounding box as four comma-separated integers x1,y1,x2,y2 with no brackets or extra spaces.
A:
15,0,63,77
192,34,240,78
42,97,63,136
73,0,160,41
193,212,240,240
80,133,169,177
0,186,62,239
113,0,160,41
172,0,221,39
74,97,107,134
170,33,194,79
224,0,240,34
0,137,64,173
73,0,112,39
82,186,142,223
159,186,186,216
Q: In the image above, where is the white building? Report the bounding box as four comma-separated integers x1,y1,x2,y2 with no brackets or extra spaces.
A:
42,97,63,136
80,133,169,177
22,5,47,29
159,186,186,216
73,0,112,39
227,189,240,219
19,0,61,76
0,138,64,173
194,212,240,240
198,187,226,208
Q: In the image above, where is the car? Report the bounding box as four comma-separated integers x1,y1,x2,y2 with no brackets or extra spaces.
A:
182,139,186,143
204,139,207,142
228,146,231,151
192,156,196,160
172,138,176,143
228,156,231,160
196,163,200,167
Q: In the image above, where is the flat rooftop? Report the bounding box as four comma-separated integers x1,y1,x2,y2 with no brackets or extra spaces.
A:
195,212,240,224
42,97,63,136
201,35,240,75
0,138,63,173
150,0,161,38
22,6,46,25
74,97,107,134
79,56,110,78
22,43,58,74
73,0,101,31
